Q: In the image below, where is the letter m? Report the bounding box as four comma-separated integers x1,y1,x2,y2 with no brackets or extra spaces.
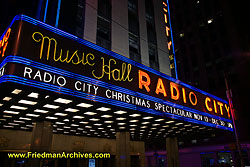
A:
32,32,57,60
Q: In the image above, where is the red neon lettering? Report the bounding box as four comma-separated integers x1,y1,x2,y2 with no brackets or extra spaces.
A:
170,82,179,100
138,70,150,92
155,78,167,97
189,92,197,106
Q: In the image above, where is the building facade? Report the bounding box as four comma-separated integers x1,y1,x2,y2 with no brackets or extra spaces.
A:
0,0,239,167
0,0,172,76
168,0,250,166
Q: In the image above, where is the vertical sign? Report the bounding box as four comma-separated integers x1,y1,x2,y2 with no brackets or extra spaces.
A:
162,0,178,79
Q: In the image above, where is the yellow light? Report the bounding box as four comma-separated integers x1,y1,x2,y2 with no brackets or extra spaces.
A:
217,101,224,115
182,88,187,103
225,104,230,118
205,97,212,112
168,41,172,50
213,100,217,113
164,14,168,23
165,26,170,36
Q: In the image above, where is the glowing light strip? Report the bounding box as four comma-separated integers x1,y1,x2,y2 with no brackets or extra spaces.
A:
36,0,43,20
0,74,233,132
0,56,232,124
166,0,178,79
43,0,49,22
55,0,61,27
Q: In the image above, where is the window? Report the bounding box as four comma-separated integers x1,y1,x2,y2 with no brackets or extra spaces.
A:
129,33,140,63
96,16,111,50
96,0,111,50
98,0,111,20
128,12,139,35
145,0,159,70
146,23,157,44
59,0,85,38
148,43,159,71
145,0,154,23
129,33,140,53
128,0,137,14
128,0,141,62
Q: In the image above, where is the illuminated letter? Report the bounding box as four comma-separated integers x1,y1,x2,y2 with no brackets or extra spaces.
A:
112,69,121,81
24,67,32,78
43,72,52,83
66,50,80,64
57,76,66,87
205,97,212,112
32,32,57,60
217,101,224,115
85,53,95,66
165,26,170,36
75,81,82,91
213,100,218,113
92,57,112,80
168,41,172,50
170,82,179,100
225,104,230,118
155,78,167,97
138,70,151,92
189,92,197,106
169,54,174,61
124,64,133,82
0,28,11,57
182,88,187,103
170,63,175,69
33,70,42,81
164,14,168,24
106,89,111,98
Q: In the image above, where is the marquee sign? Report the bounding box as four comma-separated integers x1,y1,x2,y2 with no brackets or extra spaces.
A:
0,15,233,131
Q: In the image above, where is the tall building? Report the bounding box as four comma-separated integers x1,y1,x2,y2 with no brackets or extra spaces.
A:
168,0,250,166
0,0,172,76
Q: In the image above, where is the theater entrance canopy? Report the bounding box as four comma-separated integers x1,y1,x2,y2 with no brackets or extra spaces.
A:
0,15,233,141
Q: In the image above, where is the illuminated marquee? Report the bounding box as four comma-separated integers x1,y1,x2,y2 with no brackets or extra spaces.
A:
138,70,230,118
0,15,233,131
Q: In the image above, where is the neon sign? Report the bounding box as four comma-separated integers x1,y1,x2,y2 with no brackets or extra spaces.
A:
32,31,133,82
0,28,11,57
0,59,233,130
138,70,230,118
162,1,177,78
0,15,233,131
